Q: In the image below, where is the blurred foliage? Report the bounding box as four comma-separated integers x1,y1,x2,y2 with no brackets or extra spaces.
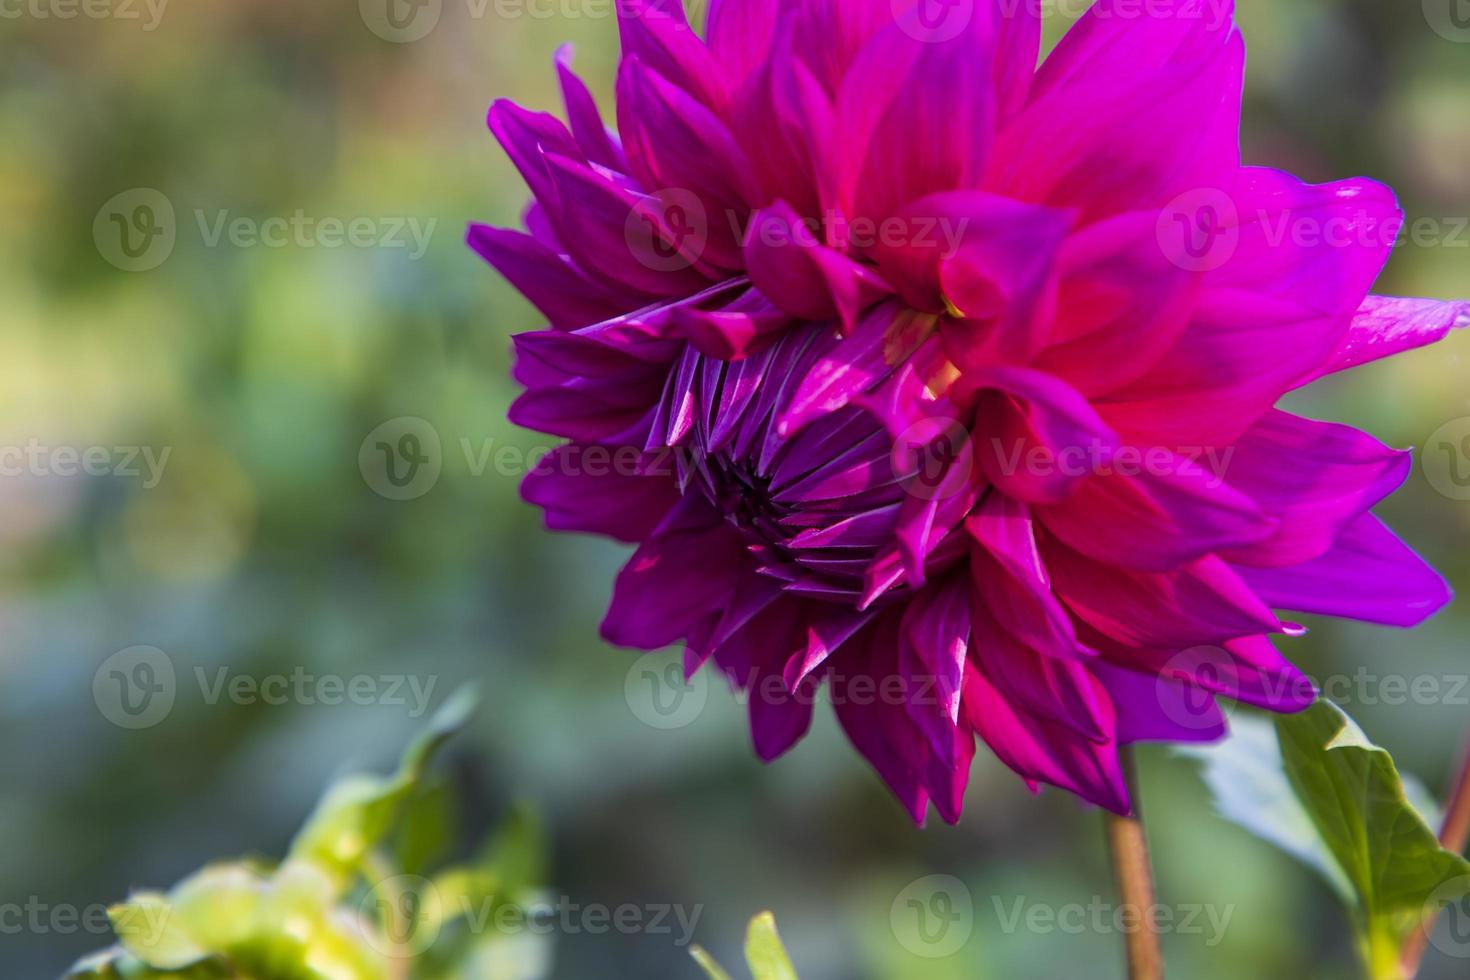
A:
691,912,798,980
65,689,552,980
1,0,1468,978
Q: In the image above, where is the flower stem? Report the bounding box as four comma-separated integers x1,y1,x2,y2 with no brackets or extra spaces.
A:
1402,728,1470,978
1105,746,1165,980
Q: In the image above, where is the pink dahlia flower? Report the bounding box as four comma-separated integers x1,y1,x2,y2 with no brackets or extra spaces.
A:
472,0,1467,821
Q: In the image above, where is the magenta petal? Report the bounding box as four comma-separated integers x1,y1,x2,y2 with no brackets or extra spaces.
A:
1045,541,1285,648
1238,514,1453,628
1032,0,1238,102
870,190,1071,333
486,99,583,207
963,366,1119,504
743,201,891,331
785,605,878,689
831,615,960,824
1221,410,1411,567
991,7,1242,221
731,21,838,218
467,225,626,330
835,6,998,223
992,0,1042,121
555,45,627,172
671,287,793,360
1302,295,1470,386
1035,210,1199,397
778,302,912,434
602,499,745,649
970,611,1109,743
616,57,757,270
706,0,778,87
791,0,895,95
522,445,680,543
899,575,970,732
616,0,728,112
967,495,1089,659
1092,662,1226,746
893,437,983,585
962,661,1130,815
1107,171,1403,447
539,152,714,296
1037,458,1277,573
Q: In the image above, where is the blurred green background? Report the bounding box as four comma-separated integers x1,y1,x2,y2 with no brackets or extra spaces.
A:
2,0,1469,976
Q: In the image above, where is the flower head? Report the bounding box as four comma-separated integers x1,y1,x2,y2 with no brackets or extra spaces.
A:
473,0,1467,821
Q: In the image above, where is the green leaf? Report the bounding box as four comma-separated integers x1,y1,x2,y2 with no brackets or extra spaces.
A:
1278,702,1470,976
393,778,458,877
743,912,798,980
109,894,210,970
476,802,547,899
1186,701,1470,979
689,913,799,980
289,685,479,884
689,945,734,980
